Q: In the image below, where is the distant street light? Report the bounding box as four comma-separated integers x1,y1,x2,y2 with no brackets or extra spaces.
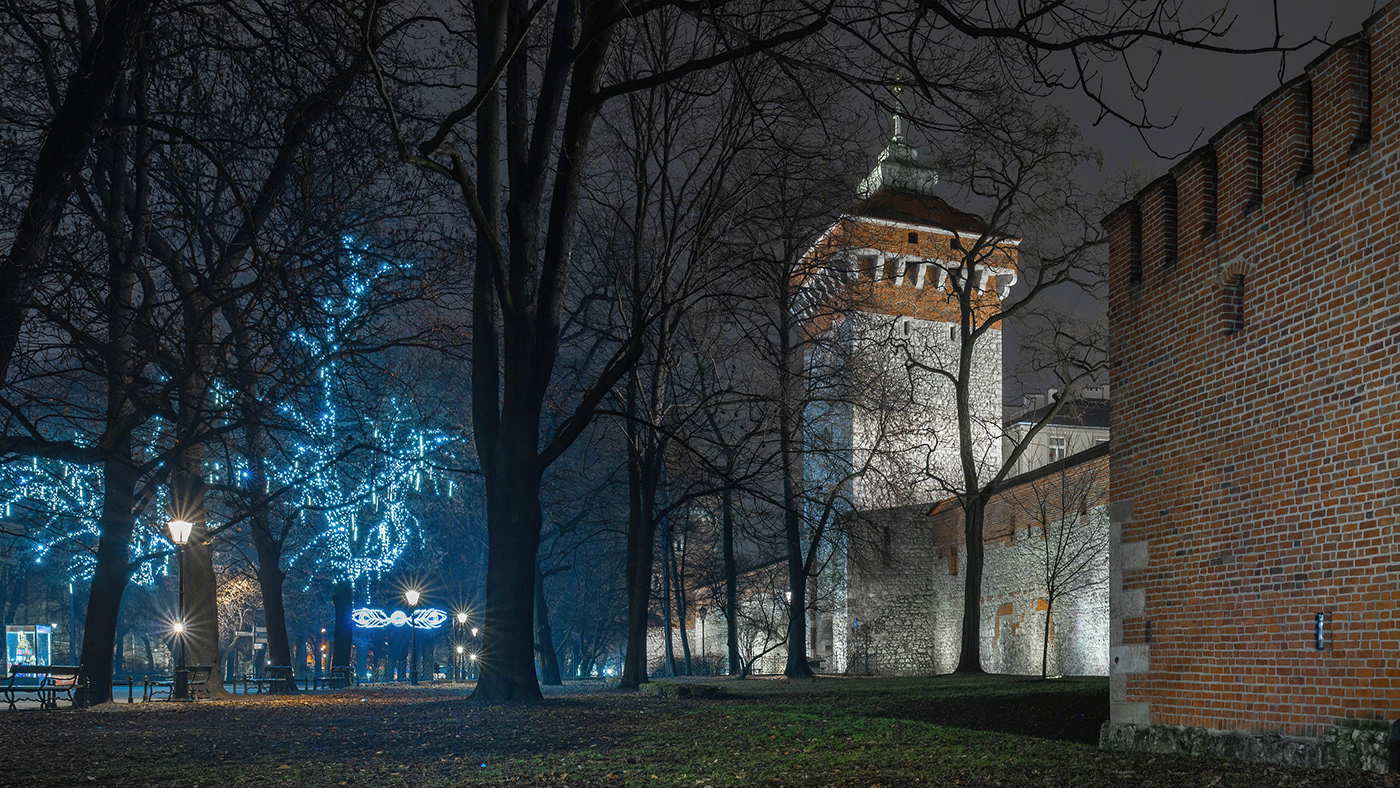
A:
167,519,194,702
698,606,707,672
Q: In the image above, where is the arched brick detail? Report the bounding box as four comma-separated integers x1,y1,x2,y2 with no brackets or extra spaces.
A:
1219,258,1247,334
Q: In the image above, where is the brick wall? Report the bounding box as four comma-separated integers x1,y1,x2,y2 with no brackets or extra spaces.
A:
1106,1,1400,739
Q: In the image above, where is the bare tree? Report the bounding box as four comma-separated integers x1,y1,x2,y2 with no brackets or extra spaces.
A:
1013,450,1108,678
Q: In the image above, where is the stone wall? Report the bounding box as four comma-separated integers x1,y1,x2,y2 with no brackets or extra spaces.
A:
1101,721,1392,774
831,448,1110,676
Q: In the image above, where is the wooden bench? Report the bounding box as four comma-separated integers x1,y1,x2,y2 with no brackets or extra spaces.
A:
328,665,353,689
262,665,296,694
3,665,86,710
143,665,213,701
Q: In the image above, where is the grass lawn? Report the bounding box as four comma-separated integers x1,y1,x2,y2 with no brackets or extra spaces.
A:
1,675,1393,787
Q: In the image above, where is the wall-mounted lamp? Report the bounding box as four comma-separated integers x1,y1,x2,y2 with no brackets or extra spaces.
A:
1314,612,1327,651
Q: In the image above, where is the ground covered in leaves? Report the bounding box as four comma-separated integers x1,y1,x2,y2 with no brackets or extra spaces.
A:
0,675,1393,787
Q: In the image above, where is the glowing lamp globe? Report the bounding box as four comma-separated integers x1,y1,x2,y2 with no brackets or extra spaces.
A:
172,620,186,635
456,612,468,624
167,520,195,546
456,645,464,654
404,589,421,607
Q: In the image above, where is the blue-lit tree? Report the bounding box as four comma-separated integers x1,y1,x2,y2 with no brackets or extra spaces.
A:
1,438,176,591
255,246,458,673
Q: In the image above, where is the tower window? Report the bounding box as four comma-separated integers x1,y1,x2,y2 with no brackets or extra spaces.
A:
908,231,919,244
1047,435,1067,463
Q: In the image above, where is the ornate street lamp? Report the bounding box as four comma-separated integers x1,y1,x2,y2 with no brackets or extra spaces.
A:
404,589,421,685
167,519,194,701
698,606,707,674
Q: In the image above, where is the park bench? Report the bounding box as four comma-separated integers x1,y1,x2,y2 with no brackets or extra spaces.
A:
328,665,353,689
143,665,213,701
313,666,354,690
3,665,86,710
259,665,296,694
242,665,296,694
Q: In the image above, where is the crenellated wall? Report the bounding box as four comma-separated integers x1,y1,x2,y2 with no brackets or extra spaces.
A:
1104,1,1400,770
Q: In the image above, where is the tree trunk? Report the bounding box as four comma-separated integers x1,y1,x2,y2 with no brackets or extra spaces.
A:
955,496,987,674
332,579,353,667
76,450,137,705
659,517,677,678
173,469,232,697
1040,602,1053,679
782,531,813,679
722,488,740,676
112,606,127,678
251,515,296,692
533,559,561,685
142,631,155,673
779,316,812,679
620,374,658,689
471,433,545,702
670,532,692,675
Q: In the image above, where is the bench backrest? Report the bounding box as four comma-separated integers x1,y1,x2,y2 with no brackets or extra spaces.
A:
46,666,81,688
189,665,213,684
8,665,81,687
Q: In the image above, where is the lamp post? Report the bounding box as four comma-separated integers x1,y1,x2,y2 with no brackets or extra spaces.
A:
470,626,479,681
455,612,468,681
698,606,707,675
405,589,421,685
167,519,194,702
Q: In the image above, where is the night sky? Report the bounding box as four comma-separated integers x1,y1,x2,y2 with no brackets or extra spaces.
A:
1000,0,1379,403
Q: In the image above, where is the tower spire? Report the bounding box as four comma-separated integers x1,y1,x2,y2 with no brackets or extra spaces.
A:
891,85,904,142
857,86,938,199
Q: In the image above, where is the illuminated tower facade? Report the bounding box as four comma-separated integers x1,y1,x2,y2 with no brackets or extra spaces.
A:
800,122,1018,670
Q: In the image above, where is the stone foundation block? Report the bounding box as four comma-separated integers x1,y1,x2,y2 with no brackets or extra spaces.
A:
1100,721,1392,773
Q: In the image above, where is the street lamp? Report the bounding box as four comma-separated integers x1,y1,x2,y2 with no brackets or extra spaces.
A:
454,612,468,681
455,645,464,682
167,519,194,702
698,606,707,674
404,589,421,685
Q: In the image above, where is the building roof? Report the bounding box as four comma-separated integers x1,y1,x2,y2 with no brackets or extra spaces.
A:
847,189,988,236
924,440,1111,517
1011,397,1110,429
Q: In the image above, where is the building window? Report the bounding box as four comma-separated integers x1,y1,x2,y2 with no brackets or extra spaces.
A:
1047,435,1067,463
908,231,919,244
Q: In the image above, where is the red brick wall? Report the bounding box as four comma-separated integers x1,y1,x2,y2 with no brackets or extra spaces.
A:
1107,2,1400,737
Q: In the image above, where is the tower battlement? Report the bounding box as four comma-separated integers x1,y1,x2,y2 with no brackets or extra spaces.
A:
1106,5,1400,309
